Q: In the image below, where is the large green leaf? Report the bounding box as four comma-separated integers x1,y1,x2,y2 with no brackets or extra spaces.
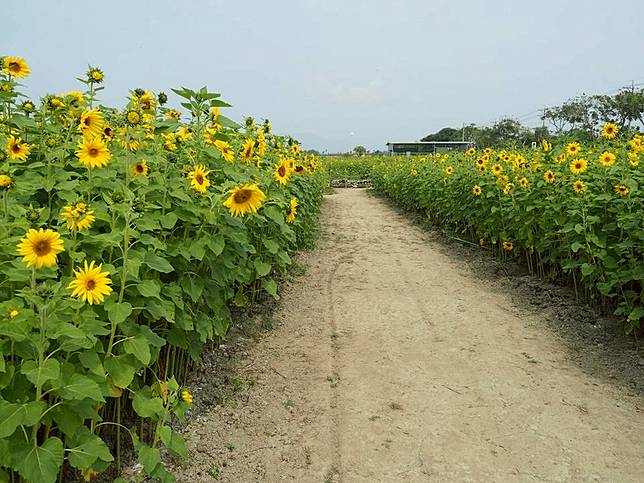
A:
123,336,151,365
144,252,174,273
55,373,104,402
138,279,161,298
132,391,164,418
254,259,271,277
14,437,64,483
67,428,113,470
21,359,60,387
105,301,133,325
0,400,45,438
105,355,137,389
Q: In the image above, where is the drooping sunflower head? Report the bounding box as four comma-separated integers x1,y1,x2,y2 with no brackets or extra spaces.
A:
472,185,482,196
601,122,619,139
75,137,111,169
3,57,30,78
543,170,556,183
6,135,32,161
187,164,210,194
223,184,266,217
78,109,106,138
17,228,65,268
569,158,588,175
241,139,255,160
542,139,552,152
286,197,298,224
614,184,629,197
573,180,585,194
130,160,149,177
598,151,616,167
67,260,113,305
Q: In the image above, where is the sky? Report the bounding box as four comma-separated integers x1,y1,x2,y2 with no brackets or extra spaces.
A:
4,0,644,152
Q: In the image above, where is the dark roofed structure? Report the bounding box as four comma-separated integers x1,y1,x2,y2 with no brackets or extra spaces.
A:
386,141,473,155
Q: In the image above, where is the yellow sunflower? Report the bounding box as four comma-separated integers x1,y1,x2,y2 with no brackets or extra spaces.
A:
601,123,619,139
6,135,32,161
87,67,104,83
491,164,503,175
542,139,552,151
241,139,255,160
291,144,301,155
130,160,149,176
294,165,305,175
223,184,266,217
76,137,111,169
17,228,65,268
503,183,515,195
67,260,113,305
598,151,616,167
569,158,588,175
274,160,291,185
519,177,529,188
165,109,181,120
472,185,482,196
214,140,234,162
614,184,629,197
286,197,298,224
502,241,513,252
187,164,210,194
573,180,585,193
565,142,581,156
3,57,30,78
466,147,476,157
444,166,454,176
62,203,95,232
0,174,13,189
543,170,555,183
78,109,105,138
180,389,193,404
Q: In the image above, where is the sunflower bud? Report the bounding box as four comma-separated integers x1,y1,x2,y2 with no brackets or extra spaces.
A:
134,88,145,97
25,208,40,222
157,92,168,105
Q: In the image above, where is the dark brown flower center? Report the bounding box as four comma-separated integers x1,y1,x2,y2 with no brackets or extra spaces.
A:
195,174,204,184
136,164,144,173
35,241,49,255
11,144,20,153
233,190,251,204
278,166,286,177
89,148,99,157
9,62,19,71
86,280,96,290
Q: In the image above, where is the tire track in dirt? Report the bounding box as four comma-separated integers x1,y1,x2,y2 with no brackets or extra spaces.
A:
177,189,644,483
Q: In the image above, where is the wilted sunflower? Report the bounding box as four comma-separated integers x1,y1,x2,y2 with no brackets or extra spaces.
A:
614,184,629,197
76,137,111,168
6,135,32,161
569,158,588,175
472,185,482,196
502,241,513,252
62,203,95,232
598,151,616,167
223,184,266,217
187,164,210,194
543,170,555,183
17,228,65,268
274,160,291,185
78,109,105,138
565,142,581,156
286,197,298,224
241,139,255,160
67,260,113,305
573,180,585,193
601,123,619,139
3,57,30,78
130,160,149,177
214,140,234,161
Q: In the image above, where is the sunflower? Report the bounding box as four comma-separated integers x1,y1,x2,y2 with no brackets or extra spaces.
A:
543,170,555,183
555,154,566,164
3,57,30,78
542,139,552,152
78,109,105,138
211,107,220,119
519,177,529,188
502,241,513,252
478,165,486,173
62,203,95,232
214,140,234,162
87,67,104,83
0,174,13,189
601,123,619,139
180,389,193,404
17,228,65,268
67,260,113,305
286,197,298,224
274,160,291,185
294,165,305,175
241,139,255,160
503,183,515,195
8,309,18,319
569,158,588,175
125,110,142,126
627,152,639,167
6,135,32,161
483,147,492,156
21,100,35,113
472,185,482,196
491,164,503,175
573,180,585,193
76,137,111,169
466,147,476,157
291,144,301,155
614,184,629,197
444,166,453,176
187,164,210,194
475,158,486,167
128,160,148,177
223,184,266,217
566,142,581,156
598,151,616,167
165,109,181,121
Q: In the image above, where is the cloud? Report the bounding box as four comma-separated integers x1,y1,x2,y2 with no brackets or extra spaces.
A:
311,78,385,105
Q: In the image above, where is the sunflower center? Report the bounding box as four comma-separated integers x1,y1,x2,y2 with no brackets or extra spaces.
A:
89,148,99,157
9,62,19,71
35,241,50,255
11,144,20,153
86,279,96,290
233,190,251,204
136,164,144,173
195,174,204,184
278,166,286,177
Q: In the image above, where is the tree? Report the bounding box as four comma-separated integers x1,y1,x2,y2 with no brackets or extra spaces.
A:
353,146,367,156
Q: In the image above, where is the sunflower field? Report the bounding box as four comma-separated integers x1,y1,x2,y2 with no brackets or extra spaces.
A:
0,57,325,482
327,135,643,334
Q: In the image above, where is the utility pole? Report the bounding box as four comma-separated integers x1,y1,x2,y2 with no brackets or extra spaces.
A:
462,122,465,141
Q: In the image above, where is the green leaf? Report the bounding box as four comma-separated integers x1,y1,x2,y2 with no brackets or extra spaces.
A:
105,301,133,325
191,241,206,261
581,263,594,277
138,444,161,475
56,373,104,402
263,239,280,254
0,400,45,438
144,252,174,273
207,235,225,256
138,279,161,298
159,426,188,458
132,392,164,418
105,355,137,389
14,437,64,483
570,241,583,253
123,336,151,365
262,279,279,299
160,212,178,229
21,359,60,387
254,259,271,277
181,276,204,303
78,351,105,376
67,428,113,470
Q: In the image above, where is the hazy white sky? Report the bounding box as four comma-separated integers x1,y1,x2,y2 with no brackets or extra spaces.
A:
5,0,644,151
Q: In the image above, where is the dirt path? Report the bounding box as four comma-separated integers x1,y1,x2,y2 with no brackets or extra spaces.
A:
178,189,643,482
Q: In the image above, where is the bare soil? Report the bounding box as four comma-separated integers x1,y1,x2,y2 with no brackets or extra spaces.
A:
174,188,643,482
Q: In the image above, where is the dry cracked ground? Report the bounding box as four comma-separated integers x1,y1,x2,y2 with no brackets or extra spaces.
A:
174,188,643,483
